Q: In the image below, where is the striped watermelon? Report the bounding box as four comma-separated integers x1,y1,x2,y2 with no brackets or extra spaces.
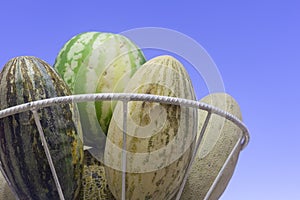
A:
54,32,146,152
104,55,197,200
0,56,83,200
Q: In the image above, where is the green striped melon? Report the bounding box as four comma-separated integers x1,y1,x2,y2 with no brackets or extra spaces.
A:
54,32,146,152
104,55,197,200
0,56,84,200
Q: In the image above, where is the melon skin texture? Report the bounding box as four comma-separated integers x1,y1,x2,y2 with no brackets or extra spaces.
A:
104,55,197,200
0,171,15,200
54,32,146,153
79,150,115,200
179,93,243,200
0,56,84,200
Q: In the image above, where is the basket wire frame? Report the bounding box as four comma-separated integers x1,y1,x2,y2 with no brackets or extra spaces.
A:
0,93,250,200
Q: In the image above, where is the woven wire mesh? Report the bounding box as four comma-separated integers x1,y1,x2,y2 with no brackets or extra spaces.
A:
0,93,250,200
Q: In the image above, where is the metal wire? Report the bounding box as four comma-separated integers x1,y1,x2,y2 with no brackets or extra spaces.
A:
0,93,250,200
121,100,128,200
0,93,249,149
31,108,65,200
204,135,242,200
175,112,212,200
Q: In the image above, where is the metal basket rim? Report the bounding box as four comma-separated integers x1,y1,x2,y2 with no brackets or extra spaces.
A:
0,92,249,150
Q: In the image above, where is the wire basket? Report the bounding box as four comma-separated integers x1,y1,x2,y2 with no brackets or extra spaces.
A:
0,93,250,200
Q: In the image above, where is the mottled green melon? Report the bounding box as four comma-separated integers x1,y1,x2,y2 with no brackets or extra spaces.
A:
0,56,83,200
54,32,146,152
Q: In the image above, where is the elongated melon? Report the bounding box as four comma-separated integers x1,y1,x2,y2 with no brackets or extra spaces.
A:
54,32,146,152
0,56,83,200
104,55,197,200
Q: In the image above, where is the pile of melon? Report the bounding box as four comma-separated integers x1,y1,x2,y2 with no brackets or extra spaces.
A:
0,32,243,200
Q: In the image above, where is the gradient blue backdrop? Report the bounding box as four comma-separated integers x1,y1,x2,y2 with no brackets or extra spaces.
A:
1,1,299,199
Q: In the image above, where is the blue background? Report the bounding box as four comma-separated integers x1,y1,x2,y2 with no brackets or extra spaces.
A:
1,1,299,199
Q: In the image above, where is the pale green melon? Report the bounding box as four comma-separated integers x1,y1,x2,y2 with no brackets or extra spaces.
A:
104,55,197,200
180,93,243,200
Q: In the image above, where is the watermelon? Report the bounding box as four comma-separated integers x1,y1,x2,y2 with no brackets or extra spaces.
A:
54,32,146,154
104,55,197,200
0,56,83,200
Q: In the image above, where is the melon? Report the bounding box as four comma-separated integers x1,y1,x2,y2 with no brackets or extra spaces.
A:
104,55,197,200
79,150,115,200
0,171,15,200
180,93,243,200
0,56,83,200
54,32,146,153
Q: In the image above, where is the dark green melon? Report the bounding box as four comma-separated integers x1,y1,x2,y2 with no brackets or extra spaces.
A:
0,56,84,199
